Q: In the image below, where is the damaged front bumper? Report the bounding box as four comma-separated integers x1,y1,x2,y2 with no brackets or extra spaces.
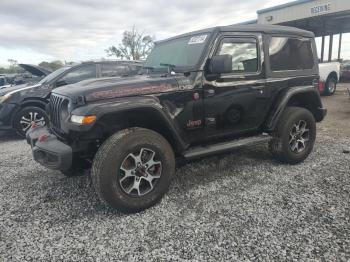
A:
26,126,72,171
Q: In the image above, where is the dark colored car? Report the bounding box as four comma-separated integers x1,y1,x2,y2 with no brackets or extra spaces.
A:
340,61,350,82
27,25,326,213
0,60,142,136
14,64,53,85
0,64,52,89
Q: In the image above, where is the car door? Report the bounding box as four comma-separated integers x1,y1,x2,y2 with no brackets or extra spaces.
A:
203,34,270,140
55,64,97,88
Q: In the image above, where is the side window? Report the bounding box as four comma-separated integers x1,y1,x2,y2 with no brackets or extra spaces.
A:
56,64,96,87
101,64,130,77
269,37,314,71
217,38,258,73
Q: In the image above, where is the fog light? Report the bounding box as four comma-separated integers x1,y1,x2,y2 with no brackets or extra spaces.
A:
70,115,96,124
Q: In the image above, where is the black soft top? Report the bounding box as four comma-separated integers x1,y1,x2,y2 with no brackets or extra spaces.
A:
157,24,314,43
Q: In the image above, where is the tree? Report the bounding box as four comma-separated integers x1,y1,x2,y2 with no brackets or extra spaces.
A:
38,60,64,71
2,59,21,74
105,26,154,60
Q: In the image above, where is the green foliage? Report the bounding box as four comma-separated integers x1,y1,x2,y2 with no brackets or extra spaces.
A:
0,59,21,74
105,26,154,60
38,60,64,71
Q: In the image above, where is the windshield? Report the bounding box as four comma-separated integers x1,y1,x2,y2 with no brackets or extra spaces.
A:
38,66,71,84
144,33,210,71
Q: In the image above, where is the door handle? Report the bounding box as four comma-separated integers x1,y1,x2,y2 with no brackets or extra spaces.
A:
205,89,215,97
251,85,264,90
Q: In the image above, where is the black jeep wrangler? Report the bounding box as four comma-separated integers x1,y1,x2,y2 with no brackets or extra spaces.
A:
27,25,326,213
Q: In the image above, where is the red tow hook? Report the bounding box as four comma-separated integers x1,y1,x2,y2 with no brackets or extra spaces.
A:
31,121,38,129
38,134,49,142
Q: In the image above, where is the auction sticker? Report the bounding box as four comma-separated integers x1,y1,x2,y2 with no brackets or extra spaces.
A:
188,34,207,44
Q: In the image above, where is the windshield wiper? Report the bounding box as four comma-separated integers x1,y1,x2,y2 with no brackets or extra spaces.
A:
140,66,154,75
142,66,154,70
159,63,176,75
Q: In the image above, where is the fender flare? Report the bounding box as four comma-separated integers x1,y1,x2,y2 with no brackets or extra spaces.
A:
264,85,326,132
20,98,48,109
69,96,189,152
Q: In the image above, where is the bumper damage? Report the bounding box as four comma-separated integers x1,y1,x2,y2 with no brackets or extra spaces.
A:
26,126,72,171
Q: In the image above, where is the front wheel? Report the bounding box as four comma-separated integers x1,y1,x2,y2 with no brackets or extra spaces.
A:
91,128,175,213
14,106,48,138
269,107,316,164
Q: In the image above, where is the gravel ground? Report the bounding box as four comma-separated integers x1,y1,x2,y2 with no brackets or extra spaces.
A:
0,85,350,261
0,135,349,261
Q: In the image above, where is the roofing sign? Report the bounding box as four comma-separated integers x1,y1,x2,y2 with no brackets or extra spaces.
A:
311,3,331,15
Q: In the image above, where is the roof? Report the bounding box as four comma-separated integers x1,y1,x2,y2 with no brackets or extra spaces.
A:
257,0,314,14
157,24,314,43
81,59,144,65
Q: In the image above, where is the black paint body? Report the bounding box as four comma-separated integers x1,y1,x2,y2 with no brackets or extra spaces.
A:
27,25,327,170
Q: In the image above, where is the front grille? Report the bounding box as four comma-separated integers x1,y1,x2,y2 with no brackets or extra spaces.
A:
49,93,66,130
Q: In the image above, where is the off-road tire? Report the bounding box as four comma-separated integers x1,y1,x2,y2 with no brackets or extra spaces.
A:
324,76,337,96
13,106,49,138
269,106,316,164
91,128,175,213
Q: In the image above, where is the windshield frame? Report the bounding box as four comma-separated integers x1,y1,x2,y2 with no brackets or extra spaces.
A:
38,66,72,85
144,31,214,73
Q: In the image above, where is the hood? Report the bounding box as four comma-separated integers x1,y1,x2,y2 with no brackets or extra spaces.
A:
19,64,52,77
0,83,42,96
53,75,180,102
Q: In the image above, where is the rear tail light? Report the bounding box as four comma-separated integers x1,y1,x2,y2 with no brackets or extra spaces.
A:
318,81,325,92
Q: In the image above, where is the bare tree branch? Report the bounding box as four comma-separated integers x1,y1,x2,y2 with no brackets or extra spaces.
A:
105,26,154,60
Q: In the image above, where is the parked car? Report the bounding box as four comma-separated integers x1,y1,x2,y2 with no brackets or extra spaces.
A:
14,64,53,85
0,75,11,89
340,60,350,82
0,64,52,90
0,60,142,136
27,25,326,213
318,61,340,95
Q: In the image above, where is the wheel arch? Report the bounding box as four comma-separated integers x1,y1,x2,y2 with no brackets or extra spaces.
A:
94,106,189,154
327,71,338,82
11,98,48,125
264,86,326,132
20,98,48,111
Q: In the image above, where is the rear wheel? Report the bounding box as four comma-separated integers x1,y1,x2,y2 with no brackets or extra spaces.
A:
92,128,175,213
269,107,316,164
14,106,48,138
324,76,337,96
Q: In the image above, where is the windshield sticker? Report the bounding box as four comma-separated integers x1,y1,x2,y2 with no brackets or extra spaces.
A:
188,35,207,45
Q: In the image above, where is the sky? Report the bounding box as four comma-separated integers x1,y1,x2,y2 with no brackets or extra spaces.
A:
0,0,349,67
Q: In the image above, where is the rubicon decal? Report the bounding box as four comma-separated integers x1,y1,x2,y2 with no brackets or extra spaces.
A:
86,83,174,101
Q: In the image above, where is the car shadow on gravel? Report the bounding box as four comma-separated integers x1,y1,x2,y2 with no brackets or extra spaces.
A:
0,130,22,142
24,143,274,217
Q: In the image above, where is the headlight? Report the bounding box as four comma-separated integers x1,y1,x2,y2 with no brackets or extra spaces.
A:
0,93,11,103
70,114,96,124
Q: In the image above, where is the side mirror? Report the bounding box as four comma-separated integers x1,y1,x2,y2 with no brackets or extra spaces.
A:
208,54,232,74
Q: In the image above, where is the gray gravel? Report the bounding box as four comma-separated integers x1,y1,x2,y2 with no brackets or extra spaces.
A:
0,132,349,261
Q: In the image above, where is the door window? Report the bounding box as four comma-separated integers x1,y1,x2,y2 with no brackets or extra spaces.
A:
56,64,96,87
269,37,314,71
217,38,258,73
101,64,131,77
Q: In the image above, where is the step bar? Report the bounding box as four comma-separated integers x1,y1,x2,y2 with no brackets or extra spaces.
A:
183,134,271,160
